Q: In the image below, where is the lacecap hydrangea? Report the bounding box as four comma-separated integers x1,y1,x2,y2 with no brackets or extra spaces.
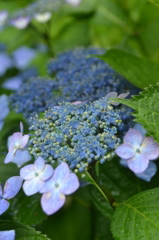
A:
48,47,139,102
10,47,139,132
9,77,58,119
28,97,122,172
48,47,140,133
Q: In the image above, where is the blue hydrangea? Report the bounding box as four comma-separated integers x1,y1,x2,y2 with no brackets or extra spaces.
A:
28,97,122,172
10,47,139,133
9,77,58,119
48,47,140,133
48,47,139,102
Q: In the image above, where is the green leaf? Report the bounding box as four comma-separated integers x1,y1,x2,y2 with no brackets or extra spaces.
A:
149,0,159,7
11,191,47,226
111,188,159,240
98,158,140,202
100,49,159,89
80,170,114,219
0,154,18,183
112,84,159,141
0,220,50,239
94,210,114,240
89,158,141,219
90,185,114,220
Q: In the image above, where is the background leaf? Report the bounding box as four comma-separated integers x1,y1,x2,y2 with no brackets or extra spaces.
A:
111,188,159,240
100,49,159,89
149,0,159,7
11,192,47,226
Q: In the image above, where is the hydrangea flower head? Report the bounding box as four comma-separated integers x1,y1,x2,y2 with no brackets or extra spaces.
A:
0,230,15,240
34,12,52,22
20,156,54,196
48,47,140,134
10,77,58,119
10,16,31,29
115,128,159,173
0,176,22,215
4,122,31,166
40,162,79,215
29,97,122,171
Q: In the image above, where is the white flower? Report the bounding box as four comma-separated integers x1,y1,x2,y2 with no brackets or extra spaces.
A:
34,12,52,23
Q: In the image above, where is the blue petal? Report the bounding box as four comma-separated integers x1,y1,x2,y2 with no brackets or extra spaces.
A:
41,189,65,215
135,161,157,182
0,199,9,215
3,176,23,199
0,230,15,240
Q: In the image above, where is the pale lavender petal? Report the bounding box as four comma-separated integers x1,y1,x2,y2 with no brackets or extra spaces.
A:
34,156,45,172
23,178,44,196
40,164,54,181
41,189,65,215
3,176,23,199
127,154,149,174
10,16,30,29
0,10,8,26
2,76,22,90
135,161,157,182
117,92,129,99
13,46,36,69
0,230,15,240
53,162,70,183
8,132,22,151
0,185,2,195
20,164,35,180
0,95,9,120
105,92,118,98
0,199,9,215
115,143,135,159
66,0,81,6
133,123,147,136
12,149,31,167
120,158,157,182
141,137,159,160
40,176,54,193
4,151,15,164
124,128,143,148
60,173,79,195
19,134,29,148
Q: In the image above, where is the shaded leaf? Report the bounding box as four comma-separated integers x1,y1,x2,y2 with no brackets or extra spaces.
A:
111,188,159,240
11,191,47,226
100,49,159,89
